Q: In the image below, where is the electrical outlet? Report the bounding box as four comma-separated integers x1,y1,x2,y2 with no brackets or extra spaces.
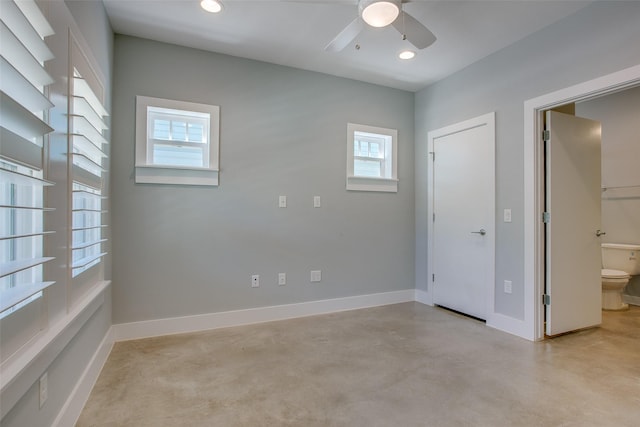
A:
39,372,48,408
310,270,321,282
278,273,286,286
251,275,260,288
504,280,513,294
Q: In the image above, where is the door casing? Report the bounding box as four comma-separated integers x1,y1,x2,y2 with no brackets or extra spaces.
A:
523,65,640,341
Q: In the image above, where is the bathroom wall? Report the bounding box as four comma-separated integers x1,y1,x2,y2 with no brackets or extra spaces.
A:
576,86,640,245
576,86,640,297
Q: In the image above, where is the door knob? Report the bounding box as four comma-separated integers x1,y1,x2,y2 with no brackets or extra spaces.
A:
596,229,606,237
471,229,486,236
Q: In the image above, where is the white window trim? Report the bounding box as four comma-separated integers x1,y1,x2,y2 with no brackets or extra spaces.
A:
346,123,398,192
135,96,220,186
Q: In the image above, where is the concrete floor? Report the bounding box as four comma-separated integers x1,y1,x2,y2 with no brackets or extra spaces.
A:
77,303,640,426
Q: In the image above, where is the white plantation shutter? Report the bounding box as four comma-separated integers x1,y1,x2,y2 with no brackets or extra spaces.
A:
0,0,55,316
70,67,109,277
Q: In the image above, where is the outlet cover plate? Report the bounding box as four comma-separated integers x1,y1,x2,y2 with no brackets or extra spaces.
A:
310,270,321,282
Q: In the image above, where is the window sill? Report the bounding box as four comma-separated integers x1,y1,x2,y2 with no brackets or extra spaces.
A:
135,164,219,186
0,280,110,418
347,175,399,192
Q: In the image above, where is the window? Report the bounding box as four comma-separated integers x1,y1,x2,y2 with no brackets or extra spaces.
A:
135,96,220,186
347,123,398,192
70,62,109,278
0,163,53,319
0,0,55,320
148,107,209,167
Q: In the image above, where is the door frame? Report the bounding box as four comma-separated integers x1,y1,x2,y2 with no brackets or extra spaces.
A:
523,64,640,341
426,112,496,317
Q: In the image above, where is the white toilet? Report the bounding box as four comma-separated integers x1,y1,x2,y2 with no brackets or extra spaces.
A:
601,243,640,311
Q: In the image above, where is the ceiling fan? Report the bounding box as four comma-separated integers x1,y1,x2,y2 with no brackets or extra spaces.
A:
325,0,436,52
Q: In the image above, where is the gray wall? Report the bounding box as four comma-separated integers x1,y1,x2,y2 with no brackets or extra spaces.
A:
111,36,415,324
415,1,640,320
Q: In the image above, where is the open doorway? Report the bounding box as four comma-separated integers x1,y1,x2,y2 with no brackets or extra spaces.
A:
574,87,640,328
541,88,640,337
523,65,640,341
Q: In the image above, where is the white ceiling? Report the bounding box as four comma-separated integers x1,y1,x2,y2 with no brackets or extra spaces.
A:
102,0,592,92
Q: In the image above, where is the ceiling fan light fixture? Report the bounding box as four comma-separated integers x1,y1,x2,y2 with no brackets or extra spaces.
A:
398,49,416,60
360,0,400,28
200,0,223,14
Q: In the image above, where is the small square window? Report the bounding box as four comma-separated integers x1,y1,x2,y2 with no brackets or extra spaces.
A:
135,96,220,186
347,123,398,192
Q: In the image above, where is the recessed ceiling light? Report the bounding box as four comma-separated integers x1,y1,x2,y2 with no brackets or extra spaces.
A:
360,1,400,28
200,0,223,14
398,50,416,60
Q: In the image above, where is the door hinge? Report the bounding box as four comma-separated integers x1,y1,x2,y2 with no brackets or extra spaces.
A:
543,130,550,141
432,274,435,282
543,294,551,305
432,213,435,222
542,212,550,223
429,151,435,161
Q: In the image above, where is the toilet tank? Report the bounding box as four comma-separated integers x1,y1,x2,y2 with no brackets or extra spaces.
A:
601,243,640,275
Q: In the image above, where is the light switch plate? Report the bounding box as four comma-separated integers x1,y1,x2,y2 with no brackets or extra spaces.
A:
313,196,321,208
279,196,287,208
503,208,512,223
278,273,286,286
504,280,513,294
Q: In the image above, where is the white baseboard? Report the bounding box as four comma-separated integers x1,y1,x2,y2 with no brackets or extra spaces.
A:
1,282,110,421
54,288,535,426
31,289,415,427
113,289,416,342
622,293,640,306
415,290,533,341
53,327,115,427
414,289,431,305
487,312,535,341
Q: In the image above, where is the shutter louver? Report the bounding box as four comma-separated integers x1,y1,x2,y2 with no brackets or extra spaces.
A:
0,0,55,316
70,69,109,277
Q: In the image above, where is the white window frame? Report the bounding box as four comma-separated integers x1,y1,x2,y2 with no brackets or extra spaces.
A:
346,123,398,192
135,96,220,186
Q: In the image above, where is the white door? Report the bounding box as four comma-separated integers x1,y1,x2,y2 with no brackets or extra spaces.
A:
545,111,602,336
429,113,495,320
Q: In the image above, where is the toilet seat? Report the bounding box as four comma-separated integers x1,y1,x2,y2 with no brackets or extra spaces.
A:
601,268,630,279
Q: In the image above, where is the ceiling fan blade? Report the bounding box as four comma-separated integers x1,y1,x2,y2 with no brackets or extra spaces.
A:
325,17,364,52
392,11,436,50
